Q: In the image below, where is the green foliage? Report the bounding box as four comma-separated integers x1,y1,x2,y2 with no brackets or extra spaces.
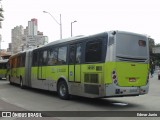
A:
148,37,155,54
149,38,160,66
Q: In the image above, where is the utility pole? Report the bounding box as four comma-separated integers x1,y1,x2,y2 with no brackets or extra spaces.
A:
43,11,62,39
0,0,4,59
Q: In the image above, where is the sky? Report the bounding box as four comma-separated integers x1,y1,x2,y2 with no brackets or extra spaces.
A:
1,0,160,49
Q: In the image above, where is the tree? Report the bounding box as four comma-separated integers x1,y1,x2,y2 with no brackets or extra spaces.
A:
148,37,156,66
148,37,155,54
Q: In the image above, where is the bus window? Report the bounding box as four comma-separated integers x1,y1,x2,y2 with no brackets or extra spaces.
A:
76,44,82,64
17,56,20,67
85,40,102,62
139,40,146,47
52,48,58,65
32,51,38,66
39,50,48,66
48,48,60,65
58,46,67,65
21,54,26,67
48,49,53,65
13,58,17,68
69,45,76,64
43,50,48,65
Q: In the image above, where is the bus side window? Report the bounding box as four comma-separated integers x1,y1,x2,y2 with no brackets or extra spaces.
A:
58,46,67,65
39,50,48,66
69,45,76,64
47,48,57,65
32,51,38,66
85,40,102,62
21,54,26,67
76,44,82,64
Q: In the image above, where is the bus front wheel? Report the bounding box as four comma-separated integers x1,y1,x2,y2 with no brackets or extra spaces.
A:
57,80,70,100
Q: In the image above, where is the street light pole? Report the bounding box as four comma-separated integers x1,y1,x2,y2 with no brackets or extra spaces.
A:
71,21,77,37
43,11,62,39
60,14,62,39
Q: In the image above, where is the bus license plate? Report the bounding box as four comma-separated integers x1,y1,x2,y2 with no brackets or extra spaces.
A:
130,89,138,93
129,78,136,82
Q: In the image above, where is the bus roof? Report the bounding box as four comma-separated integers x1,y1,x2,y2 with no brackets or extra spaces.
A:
40,30,147,49
9,51,27,59
38,32,108,49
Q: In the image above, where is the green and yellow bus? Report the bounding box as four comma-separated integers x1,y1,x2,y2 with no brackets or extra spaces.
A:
8,31,149,99
0,59,8,80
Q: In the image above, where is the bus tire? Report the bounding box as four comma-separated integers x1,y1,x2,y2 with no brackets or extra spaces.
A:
57,80,70,100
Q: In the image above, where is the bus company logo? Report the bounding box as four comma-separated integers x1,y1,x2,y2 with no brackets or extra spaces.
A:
2,112,11,117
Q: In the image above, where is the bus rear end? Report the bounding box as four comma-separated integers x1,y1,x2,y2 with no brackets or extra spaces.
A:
0,59,8,79
105,31,149,97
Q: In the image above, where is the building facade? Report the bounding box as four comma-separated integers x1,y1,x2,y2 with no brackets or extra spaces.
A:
10,18,48,54
11,25,24,53
28,18,38,36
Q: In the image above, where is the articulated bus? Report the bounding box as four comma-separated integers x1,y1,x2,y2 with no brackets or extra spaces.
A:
8,31,149,99
0,59,8,79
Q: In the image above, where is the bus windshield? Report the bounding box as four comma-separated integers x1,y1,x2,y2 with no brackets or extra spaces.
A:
115,32,148,62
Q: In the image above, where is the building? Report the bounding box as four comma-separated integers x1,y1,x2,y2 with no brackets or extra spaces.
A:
153,47,160,54
28,18,38,36
11,25,24,53
24,35,48,50
24,18,48,50
10,18,48,54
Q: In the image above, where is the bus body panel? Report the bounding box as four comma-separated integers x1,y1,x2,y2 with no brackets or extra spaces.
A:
30,65,68,91
0,69,7,78
104,62,116,84
116,62,149,87
0,59,8,79
77,63,105,97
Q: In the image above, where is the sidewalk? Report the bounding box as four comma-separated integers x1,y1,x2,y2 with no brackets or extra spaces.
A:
148,70,160,96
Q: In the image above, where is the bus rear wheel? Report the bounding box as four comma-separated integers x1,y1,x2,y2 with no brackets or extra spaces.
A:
57,80,70,100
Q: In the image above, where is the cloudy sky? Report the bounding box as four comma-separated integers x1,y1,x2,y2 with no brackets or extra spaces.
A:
1,0,160,49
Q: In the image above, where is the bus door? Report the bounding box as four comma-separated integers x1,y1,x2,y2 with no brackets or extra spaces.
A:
69,43,82,82
38,50,47,80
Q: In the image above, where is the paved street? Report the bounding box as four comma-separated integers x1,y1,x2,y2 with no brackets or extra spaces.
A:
0,71,160,120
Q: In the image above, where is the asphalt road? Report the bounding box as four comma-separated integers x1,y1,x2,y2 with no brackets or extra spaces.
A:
0,71,160,120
